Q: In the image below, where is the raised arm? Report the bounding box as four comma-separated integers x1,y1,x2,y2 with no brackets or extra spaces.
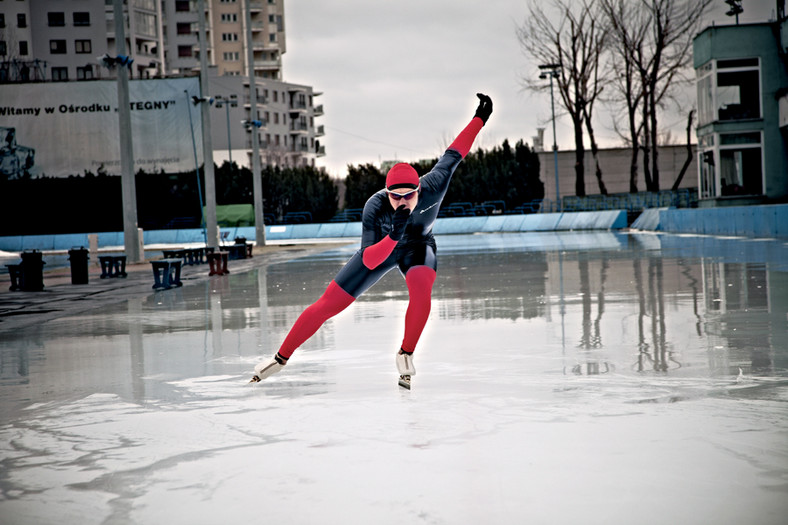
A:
447,93,493,158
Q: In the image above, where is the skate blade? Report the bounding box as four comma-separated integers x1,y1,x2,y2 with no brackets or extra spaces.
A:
398,375,411,390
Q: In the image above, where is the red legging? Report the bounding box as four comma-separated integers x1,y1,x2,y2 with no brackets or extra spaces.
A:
400,266,436,354
277,280,355,359
276,266,437,359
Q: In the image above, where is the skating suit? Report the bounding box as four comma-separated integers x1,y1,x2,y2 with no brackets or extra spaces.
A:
333,147,464,298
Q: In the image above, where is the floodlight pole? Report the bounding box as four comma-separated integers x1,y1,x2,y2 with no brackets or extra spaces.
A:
113,0,142,262
197,0,219,248
186,91,208,246
244,0,266,246
540,63,561,212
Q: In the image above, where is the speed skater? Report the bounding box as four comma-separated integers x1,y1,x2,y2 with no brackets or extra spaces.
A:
251,93,493,388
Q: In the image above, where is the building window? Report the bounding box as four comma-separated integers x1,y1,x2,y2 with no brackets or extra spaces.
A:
48,12,66,27
73,12,90,26
719,132,763,196
222,52,239,61
717,59,760,121
52,67,68,81
77,66,94,80
178,45,193,58
176,22,192,35
18,14,27,28
0,41,6,56
134,12,157,37
175,1,190,12
697,58,761,126
0,14,5,29
269,33,277,43
221,13,238,23
75,40,91,54
19,41,28,55
221,33,239,42
50,40,67,54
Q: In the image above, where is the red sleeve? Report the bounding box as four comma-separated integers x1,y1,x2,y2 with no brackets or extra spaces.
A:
448,116,484,158
362,235,398,269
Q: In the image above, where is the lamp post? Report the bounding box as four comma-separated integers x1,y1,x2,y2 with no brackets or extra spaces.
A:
186,91,208,246
244,0,266,246
539,63,560,212
214,94,238,168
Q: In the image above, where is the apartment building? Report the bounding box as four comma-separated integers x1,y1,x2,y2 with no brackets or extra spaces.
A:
0,0,162,81
162,0,284,79
0,0,322,168
207,67,324,169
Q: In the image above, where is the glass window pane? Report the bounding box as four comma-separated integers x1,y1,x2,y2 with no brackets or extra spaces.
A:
717,70,760,120
720,148,762,196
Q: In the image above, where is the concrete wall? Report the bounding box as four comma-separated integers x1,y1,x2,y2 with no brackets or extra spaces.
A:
538,145,698,204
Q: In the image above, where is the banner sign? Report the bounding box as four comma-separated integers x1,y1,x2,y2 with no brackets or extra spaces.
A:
0,77,203,179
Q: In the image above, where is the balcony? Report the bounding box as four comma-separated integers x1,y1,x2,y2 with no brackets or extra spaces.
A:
243,95,268,106
315,125,325,137
289,122,308,134
313,104,324,116
254,58,281,71
316,145,326,157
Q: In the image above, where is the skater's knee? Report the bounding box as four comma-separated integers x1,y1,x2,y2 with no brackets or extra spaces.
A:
314,280,355,316
406,266,436,292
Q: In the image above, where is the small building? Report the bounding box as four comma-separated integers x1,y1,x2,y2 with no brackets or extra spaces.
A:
693,12,788,207
537,145,698,204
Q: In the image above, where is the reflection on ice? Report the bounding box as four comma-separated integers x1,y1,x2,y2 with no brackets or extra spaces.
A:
1,232,787,524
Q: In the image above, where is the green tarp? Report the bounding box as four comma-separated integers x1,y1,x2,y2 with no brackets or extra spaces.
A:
204,204,255,227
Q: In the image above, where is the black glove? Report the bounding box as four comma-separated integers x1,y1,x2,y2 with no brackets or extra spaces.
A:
389,204,411,241
474,93,493,124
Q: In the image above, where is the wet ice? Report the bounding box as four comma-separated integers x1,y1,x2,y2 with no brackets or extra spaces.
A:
1,232,787,524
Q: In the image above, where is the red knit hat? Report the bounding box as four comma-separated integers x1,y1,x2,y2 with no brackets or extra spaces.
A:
385,163,419,190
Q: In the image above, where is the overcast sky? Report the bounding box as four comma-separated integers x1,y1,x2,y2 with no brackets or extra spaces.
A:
282,0,776,177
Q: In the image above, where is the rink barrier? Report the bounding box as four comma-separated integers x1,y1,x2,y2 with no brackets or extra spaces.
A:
0,210,627,252
3,205,786,252
631,203,788,238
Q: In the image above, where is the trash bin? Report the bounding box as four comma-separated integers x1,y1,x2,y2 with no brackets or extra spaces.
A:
68,246,89,285
20,249,45,291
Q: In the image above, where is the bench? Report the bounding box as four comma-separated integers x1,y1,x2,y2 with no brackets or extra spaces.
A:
224,242,251,260
207,251,229,276
163,248,208,266
5,264,22,291
150,258,183,290
99,255,127,278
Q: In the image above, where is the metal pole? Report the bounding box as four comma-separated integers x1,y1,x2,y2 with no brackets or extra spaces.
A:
186,91,208,246
113,0,141,262
197,0,219,247
225,102,232,167
244,0,266,246
550,74,560,212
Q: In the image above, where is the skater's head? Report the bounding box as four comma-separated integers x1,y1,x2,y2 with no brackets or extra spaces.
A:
385,163,420,210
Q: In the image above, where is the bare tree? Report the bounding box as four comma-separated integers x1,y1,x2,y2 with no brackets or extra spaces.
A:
517,0,609,197
671,108,694,190
602,0,649,192
603,0,712,192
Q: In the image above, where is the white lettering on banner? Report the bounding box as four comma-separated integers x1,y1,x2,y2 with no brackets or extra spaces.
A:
0,78,200,179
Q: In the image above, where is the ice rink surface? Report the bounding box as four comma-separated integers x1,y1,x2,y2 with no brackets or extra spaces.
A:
1,232,787,524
